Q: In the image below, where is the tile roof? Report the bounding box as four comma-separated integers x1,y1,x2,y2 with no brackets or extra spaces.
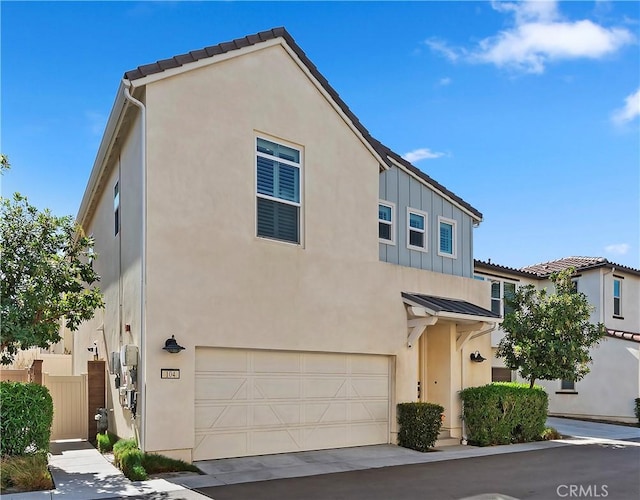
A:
402,292,501,319
123,27,482,221
474,259,539,279
522,257,640,278
606,329,640,343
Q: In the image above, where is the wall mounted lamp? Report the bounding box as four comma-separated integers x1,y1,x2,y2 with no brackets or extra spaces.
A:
162,335,185,354
470,351,486,363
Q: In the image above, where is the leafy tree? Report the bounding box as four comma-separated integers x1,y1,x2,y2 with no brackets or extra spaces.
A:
1,189,104,364
497,268,606,388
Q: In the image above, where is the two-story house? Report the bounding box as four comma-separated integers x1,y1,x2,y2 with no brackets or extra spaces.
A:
475,257,640,423
73,27,501,462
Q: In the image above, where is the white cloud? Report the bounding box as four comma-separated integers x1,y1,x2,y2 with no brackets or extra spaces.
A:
439,77,452,86
612,87,640,125
604,243,630,256
424,38,462,62
402,148,446,163
427,0,635,74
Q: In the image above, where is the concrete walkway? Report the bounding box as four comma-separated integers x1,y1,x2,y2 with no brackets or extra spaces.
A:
0,441,208,500
1,418,638,499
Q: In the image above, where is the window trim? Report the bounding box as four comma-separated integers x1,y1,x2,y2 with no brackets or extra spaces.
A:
613,278,622,317
437,216,457,258
114,181,120,237
557,379,577,394
255,134,303,245
406,207,428,252
378,200,396,245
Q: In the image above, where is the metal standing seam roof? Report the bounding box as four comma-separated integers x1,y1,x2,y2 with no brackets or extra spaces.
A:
123,27,482,221
402,292,501,319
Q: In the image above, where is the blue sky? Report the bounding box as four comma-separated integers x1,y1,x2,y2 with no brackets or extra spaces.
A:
2,1,639,269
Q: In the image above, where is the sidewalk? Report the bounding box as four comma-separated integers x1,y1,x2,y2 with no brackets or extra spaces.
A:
1,418,638,499
0,440,209,500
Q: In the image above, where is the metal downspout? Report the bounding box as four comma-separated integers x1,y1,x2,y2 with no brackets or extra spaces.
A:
122,79,147,451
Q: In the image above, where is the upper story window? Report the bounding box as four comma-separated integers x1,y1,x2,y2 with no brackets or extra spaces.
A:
490,280,516,317
256,137,301,244
114,181,120,236
613,278,622,317
379,201,395,244
491,282,501,316
407,208,427,252
438,216,457,258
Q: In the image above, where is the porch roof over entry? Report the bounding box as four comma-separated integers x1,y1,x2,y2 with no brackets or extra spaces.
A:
401,293,501,321
401,292,502,349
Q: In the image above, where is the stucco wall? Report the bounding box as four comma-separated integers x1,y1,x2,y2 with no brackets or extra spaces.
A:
73,110,143,441
135,43,491,457
534,337,640,423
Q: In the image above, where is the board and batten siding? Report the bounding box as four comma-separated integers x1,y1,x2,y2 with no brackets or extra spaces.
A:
379,166,474,278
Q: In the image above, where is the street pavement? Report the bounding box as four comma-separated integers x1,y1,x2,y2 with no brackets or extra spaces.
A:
194,438,640,500
1,418,638,499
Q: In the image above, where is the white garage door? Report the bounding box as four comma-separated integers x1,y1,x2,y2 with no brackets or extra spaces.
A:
194,348,390,460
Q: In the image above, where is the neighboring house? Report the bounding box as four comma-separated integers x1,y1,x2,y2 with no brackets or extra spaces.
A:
73,27,501,462
475,257,640,423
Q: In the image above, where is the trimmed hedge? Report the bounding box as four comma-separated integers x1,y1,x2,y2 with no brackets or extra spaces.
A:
460,382,548,446
0,382,53,456
397,402,444,452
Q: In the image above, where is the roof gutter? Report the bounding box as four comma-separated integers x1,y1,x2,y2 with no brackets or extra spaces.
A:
122,79,147,452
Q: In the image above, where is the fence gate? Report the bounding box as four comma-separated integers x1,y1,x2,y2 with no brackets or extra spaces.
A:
43,374,88,440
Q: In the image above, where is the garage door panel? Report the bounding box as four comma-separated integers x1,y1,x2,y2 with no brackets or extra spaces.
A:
253,351,301,372
253,404,301,426
254,378,301,399
304,378,348,399
350,378,389,398
195,377,247,400
195,405,248,430
194,348,390,460
303,354,348,373
351,355,390,374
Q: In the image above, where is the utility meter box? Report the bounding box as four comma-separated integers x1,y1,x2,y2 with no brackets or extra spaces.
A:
120,344,138,367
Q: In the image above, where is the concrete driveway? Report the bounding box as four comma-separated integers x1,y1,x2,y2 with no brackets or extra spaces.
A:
164,417,640,496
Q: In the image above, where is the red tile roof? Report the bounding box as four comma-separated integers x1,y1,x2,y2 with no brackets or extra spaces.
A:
606,329,640,343
522,257,640,278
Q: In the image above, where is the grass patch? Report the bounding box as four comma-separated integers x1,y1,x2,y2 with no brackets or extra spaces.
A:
142,453,201,474
112,438,201,480
0,453,53,493
96,432,119,453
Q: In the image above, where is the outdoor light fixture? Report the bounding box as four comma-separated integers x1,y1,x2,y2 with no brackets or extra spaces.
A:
470,351,486,363
162,335,185,354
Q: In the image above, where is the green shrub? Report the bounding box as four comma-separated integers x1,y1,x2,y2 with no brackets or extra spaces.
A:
120,449,147,481
96,432,119,453
541,427,562,440
397,402,444,452
635,398,639,425
0,453,53,492
142,453,201,474
0,382,53,456
460,382,548,446
112,438,138,468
